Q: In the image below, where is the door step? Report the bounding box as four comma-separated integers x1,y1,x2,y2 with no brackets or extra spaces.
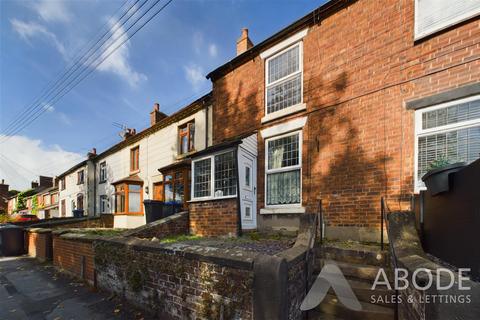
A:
315,242,389,267
308,293,394,320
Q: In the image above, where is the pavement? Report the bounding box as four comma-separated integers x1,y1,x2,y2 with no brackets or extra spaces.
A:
0,256,153,320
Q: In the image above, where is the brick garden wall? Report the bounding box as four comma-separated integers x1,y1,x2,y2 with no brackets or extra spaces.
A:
189,199,238,237
26,229,52,262
52,233,97,287
123,211,189,239
211,0,480,229
94,237,255,319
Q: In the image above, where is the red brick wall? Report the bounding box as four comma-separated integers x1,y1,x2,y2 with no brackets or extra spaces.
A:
212,0,480,228
27,231,52,262
189,199,238,236
53,235,95,286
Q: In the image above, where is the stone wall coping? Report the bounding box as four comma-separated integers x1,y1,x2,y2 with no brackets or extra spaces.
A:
122,211,188,237
58,232,105,243
29,216,100,228
95,236,260,270
276,244,308,266
26,227,53,234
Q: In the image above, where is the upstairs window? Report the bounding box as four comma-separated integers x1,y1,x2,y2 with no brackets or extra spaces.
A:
415,0,480,40
415,95,480,189
130,146,140,172
51,193,58,204
265,43,303,115
77,170,84,185
192,150,237,200
266,131,302,206
99,162,107,183
60,178,65,190
178,121,195,155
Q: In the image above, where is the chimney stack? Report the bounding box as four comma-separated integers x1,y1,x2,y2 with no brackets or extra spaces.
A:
87,148,97,159
123,128,137,140
236,28,253,56
150,103,167,126
39,176,53,187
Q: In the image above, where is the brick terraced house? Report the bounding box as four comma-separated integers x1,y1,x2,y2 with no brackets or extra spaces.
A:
188,0,480,240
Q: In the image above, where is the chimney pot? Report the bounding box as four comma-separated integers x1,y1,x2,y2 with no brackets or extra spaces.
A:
236,28,253,56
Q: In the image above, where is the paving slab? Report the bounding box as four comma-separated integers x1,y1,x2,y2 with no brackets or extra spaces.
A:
0,256,156,320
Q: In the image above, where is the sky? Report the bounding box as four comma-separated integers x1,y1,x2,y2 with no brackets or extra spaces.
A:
0,0,324,190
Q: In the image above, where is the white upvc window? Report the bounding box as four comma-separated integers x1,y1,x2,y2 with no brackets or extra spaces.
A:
414,0,480,40
191,150,237,201
99,162,107,182
414,94,480,190
100,195,109,213
265,131,302,207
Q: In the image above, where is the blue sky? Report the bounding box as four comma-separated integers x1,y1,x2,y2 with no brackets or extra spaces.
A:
0,0,324,190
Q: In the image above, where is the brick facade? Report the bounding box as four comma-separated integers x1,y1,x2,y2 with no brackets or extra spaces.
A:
53,234,96,286
210,0,480,235
189,199,238,237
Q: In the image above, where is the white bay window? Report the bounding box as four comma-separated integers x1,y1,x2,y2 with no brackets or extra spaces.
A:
265,131,302,206
192,150,237,200
415,95,480,189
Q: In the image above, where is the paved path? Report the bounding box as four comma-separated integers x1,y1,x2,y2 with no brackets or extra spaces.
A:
0,256,152,320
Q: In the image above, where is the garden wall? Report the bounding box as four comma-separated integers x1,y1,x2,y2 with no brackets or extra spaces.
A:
26,228,52,262
94,237,255,319
189,198,238,237
52,232,99,287
123,211,189,239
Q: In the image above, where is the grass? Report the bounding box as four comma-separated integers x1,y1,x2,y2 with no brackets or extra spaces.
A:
78,229,126,237
159,234,202,244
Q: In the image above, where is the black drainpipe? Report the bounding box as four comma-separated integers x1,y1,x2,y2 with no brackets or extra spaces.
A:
205,103,209,148
234,147,242,237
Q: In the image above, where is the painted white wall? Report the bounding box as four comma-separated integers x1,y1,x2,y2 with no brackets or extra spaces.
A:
58,164,88,217
95,106,211,228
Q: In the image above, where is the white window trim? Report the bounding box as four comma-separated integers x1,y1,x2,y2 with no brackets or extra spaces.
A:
190,148,238,201
264,130,303,209
414,94,480,193
100,195,109,213
261,116,307,139
99,162,107,182
414,0,480,40
262,40,305,123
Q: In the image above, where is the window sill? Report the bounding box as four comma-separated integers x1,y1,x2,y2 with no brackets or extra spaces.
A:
99,180,106,184
188,195,237,203
261,103,306,124
176,150,197,160
114,212,144,216
260,206,305,215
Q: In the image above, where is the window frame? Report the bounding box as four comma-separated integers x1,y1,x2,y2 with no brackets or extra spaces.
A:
130,146,140,173
263,41,304,119
61,199,66,217
414,0,480,40
162,167,190,208
99,161,107,183
264,130,303,208
60,178,65,190
191,149,238,201
99,195,109,213
77,170,84,185
114,182,143,215
178,121,195,155
414,94,480,192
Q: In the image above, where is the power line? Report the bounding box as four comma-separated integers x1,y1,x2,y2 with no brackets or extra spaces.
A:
0,0,174,142
1,0,135,136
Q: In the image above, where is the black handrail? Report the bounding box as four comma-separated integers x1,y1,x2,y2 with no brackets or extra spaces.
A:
381,197,385,251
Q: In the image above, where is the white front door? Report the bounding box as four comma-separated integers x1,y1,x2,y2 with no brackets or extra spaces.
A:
239,152,257,229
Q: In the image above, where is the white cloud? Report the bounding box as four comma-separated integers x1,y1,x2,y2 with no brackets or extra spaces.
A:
96,18,147,88
184,64,206,91
208,44,218,58
31,0,72,23
0,135,84,190
193,32,204,54
10,19,67,59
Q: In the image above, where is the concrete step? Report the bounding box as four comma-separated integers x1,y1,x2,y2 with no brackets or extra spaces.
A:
336,278,395,307
314,243,390,267
308,293,395,320
314,259,391,283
